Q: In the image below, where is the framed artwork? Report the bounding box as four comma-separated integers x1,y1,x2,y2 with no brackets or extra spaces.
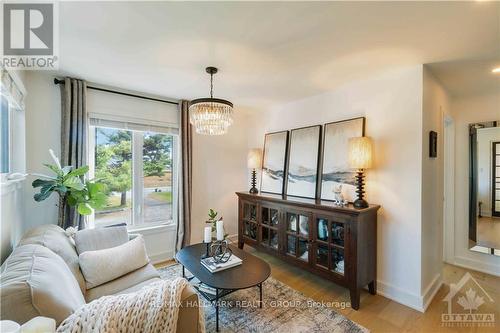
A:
286,125,322,199
320,117,365,201
261,131,289,194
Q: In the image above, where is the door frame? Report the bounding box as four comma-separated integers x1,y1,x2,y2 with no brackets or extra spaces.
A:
443,114,455,263
492,141,500,217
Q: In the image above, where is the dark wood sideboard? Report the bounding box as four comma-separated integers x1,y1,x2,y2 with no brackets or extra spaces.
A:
236,191,380,310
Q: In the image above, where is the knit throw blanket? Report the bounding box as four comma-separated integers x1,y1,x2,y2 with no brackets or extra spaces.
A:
57,278,205,333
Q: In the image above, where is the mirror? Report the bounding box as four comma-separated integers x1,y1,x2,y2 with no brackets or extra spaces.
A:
469,121,500,256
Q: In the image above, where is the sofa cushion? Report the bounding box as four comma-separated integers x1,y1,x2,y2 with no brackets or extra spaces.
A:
18,224,85,294
74,225,129,254
114,277,162,295
85,263,160,302
0,244,86,325
79,235,149,289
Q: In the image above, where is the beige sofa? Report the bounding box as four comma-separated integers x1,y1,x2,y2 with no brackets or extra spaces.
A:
0,224,200,332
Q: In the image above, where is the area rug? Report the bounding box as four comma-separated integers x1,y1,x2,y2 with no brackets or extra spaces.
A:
158,264,368,333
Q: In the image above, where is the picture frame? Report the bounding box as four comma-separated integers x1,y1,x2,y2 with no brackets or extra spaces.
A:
286,125,322,199
260,130,289,195
320,117,365,202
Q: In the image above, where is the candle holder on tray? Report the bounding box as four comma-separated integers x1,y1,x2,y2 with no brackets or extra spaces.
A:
210,239,232,263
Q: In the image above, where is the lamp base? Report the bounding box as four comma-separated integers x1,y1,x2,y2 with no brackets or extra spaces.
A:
354,169,368,209
353,198,369,209
249,169,259,194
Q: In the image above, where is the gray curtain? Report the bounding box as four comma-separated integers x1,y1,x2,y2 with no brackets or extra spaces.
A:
58,77,88,229
176,100,192,251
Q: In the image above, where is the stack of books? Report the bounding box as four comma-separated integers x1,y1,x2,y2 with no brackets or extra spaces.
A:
197,283,217,295
201,254,242,273
189,277,217,295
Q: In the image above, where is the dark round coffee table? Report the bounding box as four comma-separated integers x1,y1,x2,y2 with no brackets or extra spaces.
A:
176,243,271,332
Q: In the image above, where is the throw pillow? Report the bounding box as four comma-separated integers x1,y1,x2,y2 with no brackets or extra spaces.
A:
74,225,129,254
79,235,149,289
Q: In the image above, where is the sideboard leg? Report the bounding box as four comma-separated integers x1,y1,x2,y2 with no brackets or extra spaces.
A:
350,288,360,310
368,280,377,295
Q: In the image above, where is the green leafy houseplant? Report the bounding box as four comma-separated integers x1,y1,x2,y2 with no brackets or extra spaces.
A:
32,150,107,215
206,208,228,239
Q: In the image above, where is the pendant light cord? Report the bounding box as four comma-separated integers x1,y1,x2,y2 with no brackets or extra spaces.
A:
210,72,214,98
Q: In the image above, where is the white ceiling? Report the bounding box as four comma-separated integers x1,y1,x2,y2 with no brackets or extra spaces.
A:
427,57,500,97
56,1,500,109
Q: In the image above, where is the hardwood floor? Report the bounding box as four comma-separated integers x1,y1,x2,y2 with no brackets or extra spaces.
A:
158,246,500,332
477,216,500,249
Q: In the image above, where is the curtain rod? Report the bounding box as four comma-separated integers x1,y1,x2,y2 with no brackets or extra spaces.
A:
53,78,179,106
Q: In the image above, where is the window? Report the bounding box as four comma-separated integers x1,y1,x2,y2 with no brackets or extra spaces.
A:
89,124,177,228
1,68,26,176
0,95,9,173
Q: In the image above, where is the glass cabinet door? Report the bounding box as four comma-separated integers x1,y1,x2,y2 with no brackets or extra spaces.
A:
260,206,280,251
285,211,311,263
314,216,346,277
243,202,257,222
242,202,258,241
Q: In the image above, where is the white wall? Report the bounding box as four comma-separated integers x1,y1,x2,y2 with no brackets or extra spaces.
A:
477,127,500,217
191,110,249,243
448,91,500,275
421,67,449,308
23,71,61,232
247,66,427,310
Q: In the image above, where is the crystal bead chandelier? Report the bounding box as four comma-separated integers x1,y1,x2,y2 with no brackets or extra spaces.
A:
189,67,234,135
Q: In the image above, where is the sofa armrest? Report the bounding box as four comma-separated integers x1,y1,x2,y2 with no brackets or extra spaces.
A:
177,284,201,333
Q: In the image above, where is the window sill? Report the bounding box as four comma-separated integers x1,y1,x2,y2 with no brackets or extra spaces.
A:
127,222,177,235
0,174,26,196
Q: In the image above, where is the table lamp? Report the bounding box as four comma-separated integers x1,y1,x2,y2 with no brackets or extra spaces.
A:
348,137,373,208
247,148,262,194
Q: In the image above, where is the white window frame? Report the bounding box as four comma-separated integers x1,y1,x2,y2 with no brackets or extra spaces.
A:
0,95,11,176
88,123,179,230
0,68,26,180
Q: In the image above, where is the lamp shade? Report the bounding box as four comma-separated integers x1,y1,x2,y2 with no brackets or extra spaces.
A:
348,137,373,169
247,148,262,169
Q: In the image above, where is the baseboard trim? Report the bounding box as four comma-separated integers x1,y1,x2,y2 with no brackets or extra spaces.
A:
376,279,424,312
448,256,500,277
376,273,442,313
422,273,443,311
